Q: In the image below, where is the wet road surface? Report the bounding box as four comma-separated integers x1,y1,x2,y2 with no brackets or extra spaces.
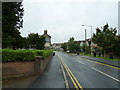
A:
28,52,120,89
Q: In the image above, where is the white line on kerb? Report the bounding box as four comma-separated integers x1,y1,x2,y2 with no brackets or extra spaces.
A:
91,67,120,82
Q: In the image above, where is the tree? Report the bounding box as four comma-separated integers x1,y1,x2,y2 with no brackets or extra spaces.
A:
27,33,45,50
36,35,45,50
20,37,29,49
68,37,75,53
112,35,120,56
80,43,89,53
67,37,80,53
61,43,68,52
92,23,117,54
74,41,81,52
2,2,24,49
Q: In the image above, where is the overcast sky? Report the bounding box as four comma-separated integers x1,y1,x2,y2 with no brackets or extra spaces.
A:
20,0,119,43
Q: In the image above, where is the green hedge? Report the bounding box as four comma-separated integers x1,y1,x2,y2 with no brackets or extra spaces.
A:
2,49,53,62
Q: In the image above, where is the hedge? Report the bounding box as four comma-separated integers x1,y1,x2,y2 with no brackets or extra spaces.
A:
2,49,53,62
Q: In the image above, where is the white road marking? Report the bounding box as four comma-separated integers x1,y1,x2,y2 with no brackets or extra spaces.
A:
91,67,120,82
78,61,85,64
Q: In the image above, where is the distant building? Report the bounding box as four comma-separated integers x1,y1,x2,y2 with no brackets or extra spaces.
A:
42,30,52,49
75,39,97,54
52,43,63,51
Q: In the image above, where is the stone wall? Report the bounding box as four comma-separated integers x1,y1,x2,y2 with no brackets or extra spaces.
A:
2,55,52,79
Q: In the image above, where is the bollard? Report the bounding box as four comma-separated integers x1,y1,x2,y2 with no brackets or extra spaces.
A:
34,56,42,75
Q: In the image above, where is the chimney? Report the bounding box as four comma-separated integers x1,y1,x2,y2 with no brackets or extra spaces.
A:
44,30,47,34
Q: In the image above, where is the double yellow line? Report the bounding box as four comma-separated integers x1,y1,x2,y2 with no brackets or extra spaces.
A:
57,55,83,90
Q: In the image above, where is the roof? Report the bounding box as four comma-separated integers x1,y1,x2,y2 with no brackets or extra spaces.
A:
42,30,51,38
42,34,51,38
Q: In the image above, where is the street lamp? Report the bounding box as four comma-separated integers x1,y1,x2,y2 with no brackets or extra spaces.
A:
82,25,92,38
85,29,86,40
84,29,87,54
82,25,93,54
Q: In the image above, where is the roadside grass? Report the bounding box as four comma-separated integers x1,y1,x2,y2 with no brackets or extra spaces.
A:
80,53,91,56
95,56,120,62
80,53,120,62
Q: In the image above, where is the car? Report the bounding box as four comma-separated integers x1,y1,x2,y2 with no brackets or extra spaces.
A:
53,52,55,56
66,50,70,53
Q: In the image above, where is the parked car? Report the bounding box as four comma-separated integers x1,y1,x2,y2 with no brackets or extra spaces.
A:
66,50,70,53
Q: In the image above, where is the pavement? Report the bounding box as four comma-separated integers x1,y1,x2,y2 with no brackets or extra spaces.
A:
69,53,120,67
28,55,65,88
80,55,119,67
2,75,38,88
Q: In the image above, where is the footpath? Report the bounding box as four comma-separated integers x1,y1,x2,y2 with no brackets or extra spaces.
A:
68,53,119,68
80,55,120,68
28,55,65,88
2,75,38,88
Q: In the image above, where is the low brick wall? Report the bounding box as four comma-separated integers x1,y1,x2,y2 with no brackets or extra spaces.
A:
2,55,52,79
41,56,51,72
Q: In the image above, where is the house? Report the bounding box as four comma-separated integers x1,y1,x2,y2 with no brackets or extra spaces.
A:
75,39,97,54
42,30,52,49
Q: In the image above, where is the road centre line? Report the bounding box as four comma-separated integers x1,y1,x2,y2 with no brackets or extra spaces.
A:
57,55,78,89
59,61,69,88
57,55,83,90
63,62,78,89
91,67,120,82
64,63,83,89
79,57,120,70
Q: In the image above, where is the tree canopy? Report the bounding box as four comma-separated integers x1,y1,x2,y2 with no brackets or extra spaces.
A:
2,2,24,49
61,43,68,52
92,23,119,55
27,33,45,50
61,37,80,53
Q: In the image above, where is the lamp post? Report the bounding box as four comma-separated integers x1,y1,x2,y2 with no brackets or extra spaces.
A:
84,29,86,54
85,29,86,40
82,25,93,54
82,25,92,38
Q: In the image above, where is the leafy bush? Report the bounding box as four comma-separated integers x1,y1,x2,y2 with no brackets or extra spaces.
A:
42,50,53,58
2,49,53,62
